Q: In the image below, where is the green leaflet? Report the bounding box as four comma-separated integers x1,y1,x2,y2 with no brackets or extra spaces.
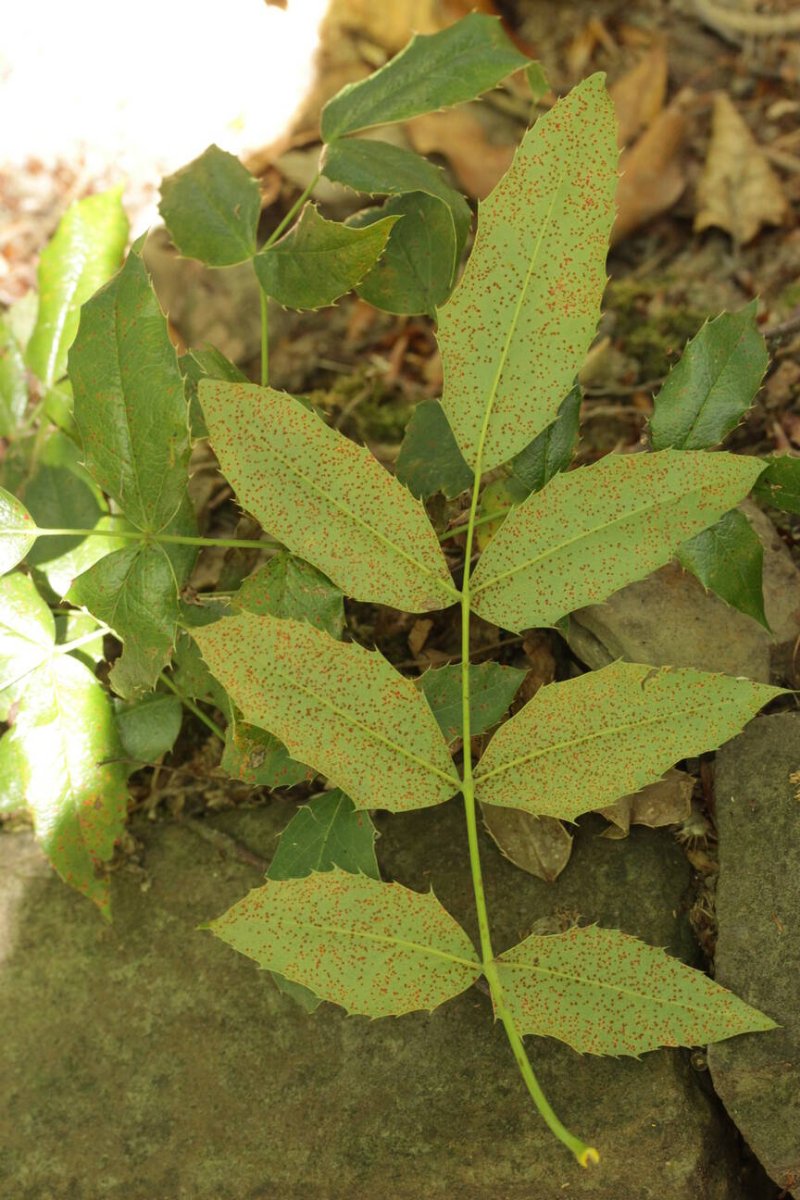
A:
474,661,780,820
496,924,776,1056
0,487,37,576
180,344,249,440
439,75,617,473
69,240,191,533
752,454,800,515
470,449,764,632
159,144,261,267
678,509,768,629
649,303,768,451
508,384,582,495
233,552,345,640
192,612,459,812
320,13,530,141
0,316,28,438
0,573,127,914
418,661,527,743
22,431,104,583
395,400,472,500
221,716,310,788
254,204,398,310
206,868,481,1017
352,192,458,317
199,380,457,612
26,188,129,388
115,693,183,765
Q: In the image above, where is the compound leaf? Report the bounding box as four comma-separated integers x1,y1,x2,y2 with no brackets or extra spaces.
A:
496,924,776,1056
254,204,397,310
678,508,768,628
26,188,128,388
352,192,458,316
206,868,481,1017
200,380,457,613
418,661,526,743
0,487,37,576
69,240,191,533
752,454,800,515
470,449,763,632
193,611,459,812
649,303,768,451
321,13,530,141
159,144,261,267
508,383,582,495
474,660,780,820
233,552,344,640
439,75,617,473
395,400,472,500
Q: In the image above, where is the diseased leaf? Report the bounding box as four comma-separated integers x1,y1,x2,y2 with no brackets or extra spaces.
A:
206,868,481,1017
26,188,129,387
200,380,457,613
69,240,191,533
508,384,582,494
193,612,459,812
221,716,310,788
233,552,344,640
159,144,261,266
649,304,768,450
180,344,248,440
482,807,573,882
0,487,37,576
474,660,780,820
439,75,617,472
752,454,800,515
171,628,231,718
115,693,183,765
0,317,28,437
395,400,472,500
470,449,763,632
496,923,776,1056
254,204,398,310
678,508,768,629
268,790,379,881
352,192,458,316
418,661,527,742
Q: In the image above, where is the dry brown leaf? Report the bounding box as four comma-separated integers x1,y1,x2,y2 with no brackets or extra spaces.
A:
613,99,688,244
609,42,669,147
408,618,434,658
695,91,789,245
406,108,516,199
482,806,574,882
599,768,694,839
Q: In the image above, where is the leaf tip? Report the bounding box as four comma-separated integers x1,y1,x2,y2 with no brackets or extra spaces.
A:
577,1146,600,1168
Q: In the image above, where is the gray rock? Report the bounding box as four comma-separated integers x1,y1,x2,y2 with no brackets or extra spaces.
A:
708,713,800,1196
0,802,748,1199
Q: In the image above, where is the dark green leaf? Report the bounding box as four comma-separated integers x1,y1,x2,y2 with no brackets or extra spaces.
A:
69,240,191,533
221,715,310,788
649,303,768,450
234,552,344,640
395,400,472,500
254,204,397,310
180,345,248,440
508,384,582,494
320,13,530,141
0,487,37,576
526,61,549,102
26,188,129,387
159,144,261,267
353,192,458,316
0,317,28,437
418,661,527,742
678,509,768,629
268,789,379,881
115,693,183,764
23,434,103,570
752,454,800,515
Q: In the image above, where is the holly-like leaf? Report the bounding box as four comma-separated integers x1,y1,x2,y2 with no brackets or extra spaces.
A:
496,924,776,1056
508,384,582,495
678,508,768,629
752,454,800,515
439,75,617,473
233,552,345,640
395,400,472,500
418,661,527,742
115,693,183,765
353,192,458,316
159,144,261,267
474,661,780,821
26,188,128,388
649,304,768,451
0,316,28,437
192,612,460,812
206,868,481,1017
254,204,398,310
200,380,457,613
0,487,37,576
69,240,191,533
470,449,763,632
321,13,530,141
221,716,310,788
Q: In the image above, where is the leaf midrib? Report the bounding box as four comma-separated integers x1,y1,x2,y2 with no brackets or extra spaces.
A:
274,913,480,973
